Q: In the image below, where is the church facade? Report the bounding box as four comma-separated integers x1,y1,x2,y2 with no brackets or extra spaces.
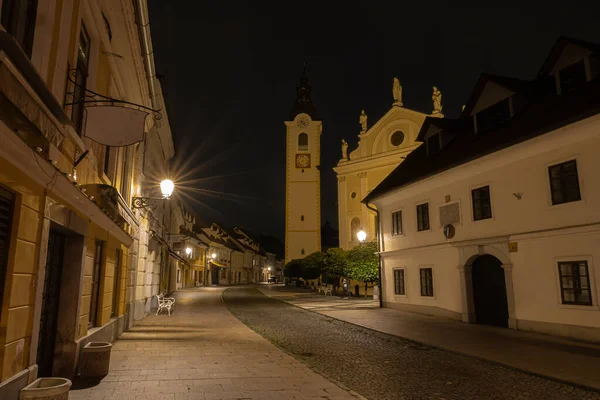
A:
285,69,322,263
334,81,437,250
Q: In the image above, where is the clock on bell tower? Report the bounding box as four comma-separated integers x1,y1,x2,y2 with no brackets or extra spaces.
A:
284,65,321,263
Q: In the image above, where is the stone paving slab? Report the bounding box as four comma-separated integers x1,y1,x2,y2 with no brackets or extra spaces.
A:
70,287,361,400
259,285,600,391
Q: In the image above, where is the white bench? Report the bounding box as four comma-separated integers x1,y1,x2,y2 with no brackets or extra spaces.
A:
318,285,333,296
156,293,175,315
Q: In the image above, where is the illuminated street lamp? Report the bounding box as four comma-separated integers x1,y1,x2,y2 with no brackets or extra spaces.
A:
357,229,367,243
132,178,176,209
267,267,272,271
185,247,192,256
160,179,175,199
211,253,216,259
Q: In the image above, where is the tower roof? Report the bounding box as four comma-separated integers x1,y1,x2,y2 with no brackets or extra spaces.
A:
290,64,319,120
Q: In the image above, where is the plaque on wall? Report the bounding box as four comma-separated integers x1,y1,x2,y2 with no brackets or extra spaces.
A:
439,202,460,226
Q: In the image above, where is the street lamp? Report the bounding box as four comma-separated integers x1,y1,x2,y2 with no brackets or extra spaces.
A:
357,229,367,243
185,247,192,256
211,253,216,259
132,179,176,209
267,267,271,271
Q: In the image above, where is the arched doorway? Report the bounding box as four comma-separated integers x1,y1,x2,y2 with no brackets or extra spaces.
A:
471,254,509,328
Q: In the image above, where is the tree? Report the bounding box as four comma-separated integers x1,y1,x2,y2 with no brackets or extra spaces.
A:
301,252,325,281
283,259,304,280
346,242,379,296
322,247,348,285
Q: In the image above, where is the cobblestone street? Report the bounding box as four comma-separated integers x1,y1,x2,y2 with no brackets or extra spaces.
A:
69,287,360,400
223,287,600,400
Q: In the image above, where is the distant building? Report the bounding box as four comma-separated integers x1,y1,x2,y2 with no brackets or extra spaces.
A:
365,37,600,342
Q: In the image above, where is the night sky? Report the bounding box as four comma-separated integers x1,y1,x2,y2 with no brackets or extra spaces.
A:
147,1,600,241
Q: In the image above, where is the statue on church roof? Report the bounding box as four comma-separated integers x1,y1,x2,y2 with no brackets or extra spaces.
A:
432,86,443,114
359,110,367,133
341,139,348,160
393,77,403,106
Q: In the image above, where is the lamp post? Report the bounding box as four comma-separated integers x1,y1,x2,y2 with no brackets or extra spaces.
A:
132,179,175,209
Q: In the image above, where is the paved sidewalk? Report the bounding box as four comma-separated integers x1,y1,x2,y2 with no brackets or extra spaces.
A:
70,287,361,400
259,285,600,391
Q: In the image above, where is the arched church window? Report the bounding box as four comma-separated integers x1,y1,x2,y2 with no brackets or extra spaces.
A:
298,133,308,151
350,217,360,241
390,130,405,146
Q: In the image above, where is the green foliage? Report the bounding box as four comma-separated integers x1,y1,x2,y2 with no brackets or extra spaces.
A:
301,252,325,280
346,242,379,284
283,259,304,279
322,247,349,281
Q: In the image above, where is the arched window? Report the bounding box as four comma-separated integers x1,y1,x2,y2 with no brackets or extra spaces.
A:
350,217,360,241
298,133,308,151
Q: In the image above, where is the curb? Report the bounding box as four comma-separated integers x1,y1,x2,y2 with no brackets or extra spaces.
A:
257,287,600,394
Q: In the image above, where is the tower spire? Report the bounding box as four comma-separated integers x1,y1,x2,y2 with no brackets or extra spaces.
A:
290,63,318,120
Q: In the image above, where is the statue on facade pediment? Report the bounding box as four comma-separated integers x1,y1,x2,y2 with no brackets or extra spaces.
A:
359,110,367,133
393,77,403,106
341,139,348,160
432,86,443,113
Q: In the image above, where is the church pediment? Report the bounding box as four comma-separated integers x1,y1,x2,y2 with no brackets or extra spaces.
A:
346,106,427,162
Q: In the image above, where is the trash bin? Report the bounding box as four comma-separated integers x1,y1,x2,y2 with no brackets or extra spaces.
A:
20,377,71,400
80,342,113,378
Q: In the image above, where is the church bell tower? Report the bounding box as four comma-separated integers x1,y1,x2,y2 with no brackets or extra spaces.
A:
285,66,321,263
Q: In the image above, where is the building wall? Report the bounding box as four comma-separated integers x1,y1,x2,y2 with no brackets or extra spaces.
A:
285,113,322,263
373,113,600,341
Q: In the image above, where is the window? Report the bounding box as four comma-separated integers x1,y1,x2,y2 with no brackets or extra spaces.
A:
89,240,103,327
103,146,111,176
0,186,16,322
420,268,433,297
72,24,91,135
472,185,492,221
416,203,430,231
390,131,405,146
111,248,121,317
559,60,587,94
549,160,581,205
350,217,360,241
393,269,405,295
298,133,308,151
558,261,592,306
476,98,511,133
391,211,403,236
1,0,38,58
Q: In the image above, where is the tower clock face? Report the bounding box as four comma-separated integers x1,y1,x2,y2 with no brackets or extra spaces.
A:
297,115,310,128
296,153,311,168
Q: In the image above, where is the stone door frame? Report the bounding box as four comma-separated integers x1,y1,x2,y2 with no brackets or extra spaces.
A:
456,239,517,329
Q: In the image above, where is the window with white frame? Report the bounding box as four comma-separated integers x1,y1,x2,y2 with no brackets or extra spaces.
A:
416,203,430,231
391,211,403,236
420,268,434,297
393,269,405,295
558,261,592,306
548,160,581,205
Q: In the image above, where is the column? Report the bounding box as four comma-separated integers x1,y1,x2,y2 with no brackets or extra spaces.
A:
502,263,518,329
458,264,476,323
338,176,347,248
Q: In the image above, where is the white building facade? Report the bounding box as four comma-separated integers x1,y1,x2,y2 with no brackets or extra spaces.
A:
365,37,600,342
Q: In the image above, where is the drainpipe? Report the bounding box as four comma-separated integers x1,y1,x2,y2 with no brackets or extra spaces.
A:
365,203,384,308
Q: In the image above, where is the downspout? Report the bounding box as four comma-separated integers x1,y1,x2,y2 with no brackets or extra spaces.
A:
133,0,167,169
365,202,384,308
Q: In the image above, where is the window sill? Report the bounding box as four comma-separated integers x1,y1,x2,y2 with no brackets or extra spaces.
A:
393,293,407,298
420,295,436,300
557,304,599,311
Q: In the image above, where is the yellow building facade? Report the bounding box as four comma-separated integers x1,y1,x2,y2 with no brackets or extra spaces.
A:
0,1,175,397
334,80,433,294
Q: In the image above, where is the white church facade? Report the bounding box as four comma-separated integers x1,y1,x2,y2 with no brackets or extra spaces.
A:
364,37,600,342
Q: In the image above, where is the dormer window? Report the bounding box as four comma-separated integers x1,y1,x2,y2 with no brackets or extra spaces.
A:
559,59,587,94
476,98,510,133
